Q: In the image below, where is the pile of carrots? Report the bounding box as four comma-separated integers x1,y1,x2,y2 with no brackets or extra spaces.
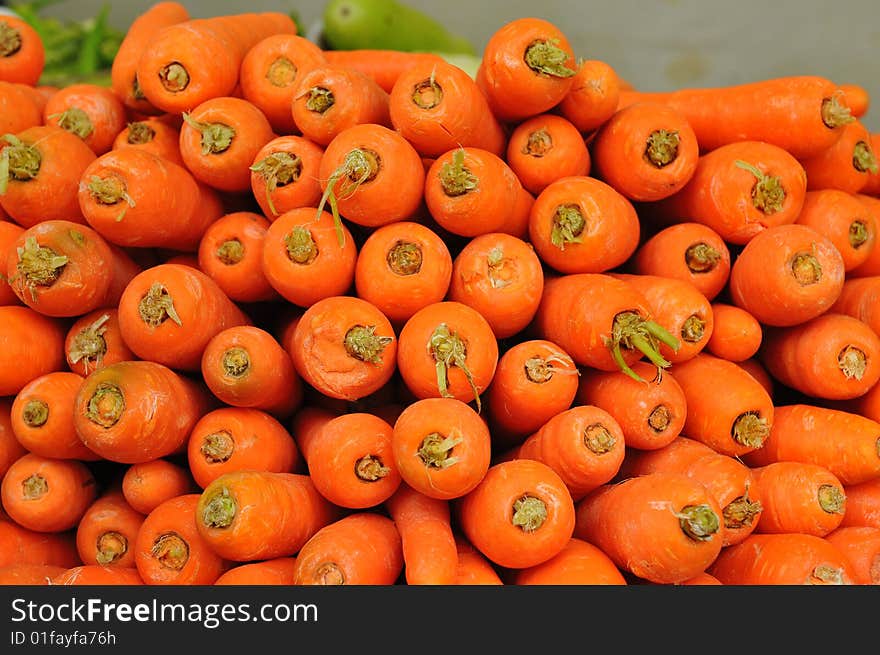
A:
2,2,880,587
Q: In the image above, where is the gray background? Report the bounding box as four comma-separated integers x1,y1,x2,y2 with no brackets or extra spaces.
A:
42,0,880,130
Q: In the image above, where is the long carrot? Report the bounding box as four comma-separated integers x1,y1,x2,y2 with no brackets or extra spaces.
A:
187,407,301,489
574,472,724,584
136,12,298,114
75,490,145,567
512,538,627,585
73,359,213,464
195,470,340,561
385,483,457,585
0,306,66,397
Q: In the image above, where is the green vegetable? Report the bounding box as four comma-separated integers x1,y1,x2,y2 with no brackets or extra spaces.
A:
322,0,475,55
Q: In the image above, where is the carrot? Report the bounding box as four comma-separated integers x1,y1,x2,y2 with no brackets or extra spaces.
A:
250,135,324,220
528,175,641,274
195,470,339,561
121,459,195,516
179,96,276,193
0,399,26,479
499,184,535,241
385,483,457,585
506,114,589,196
630,222,731,302
187,407,300,490
743,404,880,486
532,273,680,382
52,565,144,585
292,512,403,585
729,223,846,327
195,214,273,302
576,361,687,451
112,119,184,166
43,83,127,156
423,146,522,239
650,140,808,245
0,221,23,305
75,490,145,567
391,397,491,501
840,478,880,529
389,58,506,159
261,207,357,308
453,536,503,585
323,49,446,94
6,220,115,317
759,313,880,400
512,538,627,585
292,66,391,147
301,412,399,509
708,533,856,585
117,263,251,371
575,471,724,583
0,564,66,585
516,404,626,500
476,17,578,123
591,102,700,203
557,59,621,134
78,148,221,251
839,83,870,118
705,303,763,362
831,276,880,339
134,494,228,585
353,221,452,326
214,558,298,585
825,526,880,585
10,371,98,461
673,352,774,456
1,454,96,533
0,126,96,228
289,405,339,455
201,325,301,417
795,189,877,272
0,81,42,135
74,359,213,464
317,122,425,240
486,339,579,445
136,12,298,114
65,309,135,377
800,118,878,194
0,520,80,568
0,15,43,85
448,233,544,340
0,305,66,397
612,273,714,364
862,136,880,196
396,301,498,410
240,33,326,135
678,572,722,586
458,458,575,569
620,437,763,547
751,461,846,538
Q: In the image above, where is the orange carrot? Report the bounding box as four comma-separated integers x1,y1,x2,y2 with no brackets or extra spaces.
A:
759,313,880,400
1,453,97,533
0,306,66,397
65,309,136,376
840,478,880,529
240,33,326,134
528,175,640,274
862,136,880,196
214,558,298,585
0,520,80,568
74,359,213,464
677,572,723,586
112,118,184,166
0,564,66,585
323,49,445,94
506,114,590,196
743,404,880,486
136,12,298,114
453,536,503,585
0,15,45,85
839,83,870,118
705,303,763,362
292,66,391,147
0,399,26,479
729,223,846,327
385,483,457,585
43,83,127,156
0,81,42,135
736,358,775,401
292,513,403,585
630,222,731,302
117,263,251,371
353,221,452,326
831,276,880,338
795,189,877,272
476,17,578,123
558,59,621,134
11,371,98,461
134,494,229,585
121,459,195,516
52,565,144,585
389,58,506,158
708,533,856,585
0,221,23,305
75,490,145,567
195,470,340,561
513,538,627,585
825,526,880,585
249,135,324,220
800,118,878,194
458,458,575,569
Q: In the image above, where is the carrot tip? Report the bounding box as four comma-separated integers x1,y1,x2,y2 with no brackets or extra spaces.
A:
439,148,478,197
22,473,48,500
68,312,110,372
839,345,867,380
429,322,483,411
386,241,423,275
550,204,585,250
13,237,69,300
216,238,245,265
0,134,41,194
511,495,548,532
126,121,156,145
285,225,318,265
52,108,94,140
0,21,22,57
583,423,617,454
159,62,190,93
221,347,250,378
344,324,393,365
853,140,879,174
418,431,463,469
95,531,128,565
722,494,763,531
138,282,183,327
674,504,720,542
645,129,680,168
200,431,234,464
85,382,125,428
524,39,577,78
266,56,297,88
818,484,846,515
21,399,49,428
355,455,391,481
821,93,855,129
250,152,303,217
201,486,236,529
305,86,335,113
150,532,189,571
685,242,722,273
731,411,769,449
